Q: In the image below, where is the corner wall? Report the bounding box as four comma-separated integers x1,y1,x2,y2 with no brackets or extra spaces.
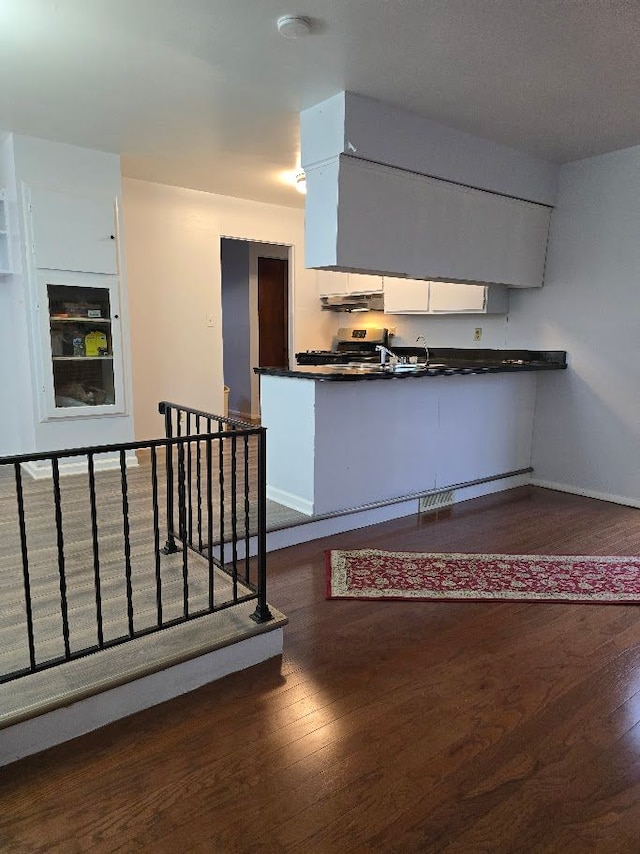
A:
507,146,640,506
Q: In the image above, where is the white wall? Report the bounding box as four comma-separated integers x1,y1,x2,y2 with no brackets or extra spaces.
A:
0,134,133,456
0,135,35,455
507,146,640,506
122,179,334,440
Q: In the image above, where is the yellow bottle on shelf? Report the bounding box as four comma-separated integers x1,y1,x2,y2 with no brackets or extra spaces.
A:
84,330,108,357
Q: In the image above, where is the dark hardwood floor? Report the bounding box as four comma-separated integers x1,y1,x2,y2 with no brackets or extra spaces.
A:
2,486,640,853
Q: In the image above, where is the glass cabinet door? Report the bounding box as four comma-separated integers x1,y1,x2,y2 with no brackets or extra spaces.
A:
46,282,119,410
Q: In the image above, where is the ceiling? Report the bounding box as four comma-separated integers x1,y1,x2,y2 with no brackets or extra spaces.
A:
2,0,640,208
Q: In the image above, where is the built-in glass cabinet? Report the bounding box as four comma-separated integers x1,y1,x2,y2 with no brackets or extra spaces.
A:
39,275,125,418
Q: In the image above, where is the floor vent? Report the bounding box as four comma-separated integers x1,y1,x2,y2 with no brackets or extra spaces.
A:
418,489,455,513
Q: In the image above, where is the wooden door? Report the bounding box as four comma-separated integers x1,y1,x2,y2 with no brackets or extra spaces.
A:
258,257,289,368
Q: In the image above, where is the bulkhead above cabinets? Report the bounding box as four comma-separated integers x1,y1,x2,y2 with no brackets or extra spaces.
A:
305,155,552,289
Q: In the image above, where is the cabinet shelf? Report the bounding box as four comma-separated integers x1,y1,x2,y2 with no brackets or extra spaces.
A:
50,316,111,324
45,281,119,412
53,355,113,361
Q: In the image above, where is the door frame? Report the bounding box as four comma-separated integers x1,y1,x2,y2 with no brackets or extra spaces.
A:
248,242,292,419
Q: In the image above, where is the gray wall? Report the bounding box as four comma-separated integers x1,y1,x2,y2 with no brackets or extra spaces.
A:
221,238,251,417
507,145,640,506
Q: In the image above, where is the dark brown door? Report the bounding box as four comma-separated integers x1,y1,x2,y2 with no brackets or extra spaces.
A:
258,257,289,368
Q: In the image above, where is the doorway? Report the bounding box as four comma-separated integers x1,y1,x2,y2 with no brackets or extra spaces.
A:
220,239,291,421
258,257,289,370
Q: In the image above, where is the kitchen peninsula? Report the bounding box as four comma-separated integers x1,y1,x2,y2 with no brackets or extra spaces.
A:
255,350,566,517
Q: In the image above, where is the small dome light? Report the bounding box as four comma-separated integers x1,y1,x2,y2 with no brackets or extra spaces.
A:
295,171,307,194
277,15,312,39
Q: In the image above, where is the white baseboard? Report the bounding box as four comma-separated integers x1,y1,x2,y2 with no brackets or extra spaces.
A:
265,473,533,552
266,484,314,516
530,478,640,509
21,451,140,480
0,629,283,768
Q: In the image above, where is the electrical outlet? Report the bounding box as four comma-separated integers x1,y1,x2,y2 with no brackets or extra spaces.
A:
474,327,483,342
388,327,397,337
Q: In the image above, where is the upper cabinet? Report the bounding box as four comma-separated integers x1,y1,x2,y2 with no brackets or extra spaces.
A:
305,156,553,288
0,189,10,276
382,278,430,313
383,278,508,315
27,186,119,275
317,270,383,296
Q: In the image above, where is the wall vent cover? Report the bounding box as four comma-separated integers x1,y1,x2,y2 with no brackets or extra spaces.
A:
418,489,455,513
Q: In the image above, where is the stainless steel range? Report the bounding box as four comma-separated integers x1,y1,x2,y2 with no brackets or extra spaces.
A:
296,327,389,365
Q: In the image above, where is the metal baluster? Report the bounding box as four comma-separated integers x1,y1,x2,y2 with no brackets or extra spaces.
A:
206,436,214,611
120,449,134,637
14,463,36,672
151,446,163,627
177,439,189,618
243,434,250,585
51,458,71,657
187,412,193,548
87,453,104,648
196,414,203,553
218,421,225,569
231,432,238,602
251,429,272,623
160,402,178,554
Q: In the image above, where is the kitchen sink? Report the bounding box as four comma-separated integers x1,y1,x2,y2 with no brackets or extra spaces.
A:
337,362,450,373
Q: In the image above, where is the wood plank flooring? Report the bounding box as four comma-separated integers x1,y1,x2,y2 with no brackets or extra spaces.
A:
1,486,640,853
0,449,303,680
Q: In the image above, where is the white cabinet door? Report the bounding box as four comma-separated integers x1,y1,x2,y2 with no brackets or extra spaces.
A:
28,186,118,274
346,273,383,294
0,188,10,275
37,270,127,419
383,277,430,313
429,282,486,312
317,270,383,295
310,156,553,287
316,269,350,295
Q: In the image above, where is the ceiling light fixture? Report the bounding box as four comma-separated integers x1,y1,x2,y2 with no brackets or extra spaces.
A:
295,170,307,194
277,15,312,39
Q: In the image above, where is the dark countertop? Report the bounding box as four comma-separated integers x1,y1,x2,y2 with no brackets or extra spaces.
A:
255,349,567,381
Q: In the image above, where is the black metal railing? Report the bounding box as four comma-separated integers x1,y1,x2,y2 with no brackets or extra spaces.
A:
0,402,270,685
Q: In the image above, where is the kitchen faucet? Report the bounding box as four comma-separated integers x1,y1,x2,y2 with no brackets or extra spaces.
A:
375,344,399,366
416,335,430,365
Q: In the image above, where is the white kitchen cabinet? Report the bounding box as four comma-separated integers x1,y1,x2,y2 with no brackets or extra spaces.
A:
27,185,119,274
317,269,349,295
383,278,430,313
317,269,383,296
36,271,126,419
306,156,553,288
347,273,383,294
0,189,10,276
383,278,508,314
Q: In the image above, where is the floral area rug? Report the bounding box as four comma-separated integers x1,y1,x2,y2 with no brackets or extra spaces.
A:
325,549,640,603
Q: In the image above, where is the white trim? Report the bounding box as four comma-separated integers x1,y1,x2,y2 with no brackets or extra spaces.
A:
0,629,283,768
265,473,532,552
21,450,139,480
266,484,314,515
530,479,640,510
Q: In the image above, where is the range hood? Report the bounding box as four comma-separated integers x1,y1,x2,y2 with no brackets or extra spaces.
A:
320,292,384,312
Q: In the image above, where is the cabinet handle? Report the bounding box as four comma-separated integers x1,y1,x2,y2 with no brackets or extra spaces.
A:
110,234,115,240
